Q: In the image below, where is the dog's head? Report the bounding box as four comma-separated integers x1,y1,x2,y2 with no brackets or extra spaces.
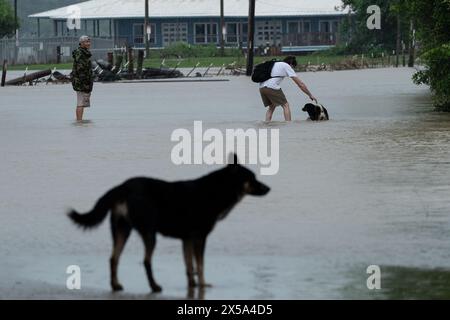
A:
302,103,322,120
227,154,270,197
302,103,329,121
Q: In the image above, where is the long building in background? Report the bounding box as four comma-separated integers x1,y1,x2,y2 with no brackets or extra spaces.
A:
29,0,350,53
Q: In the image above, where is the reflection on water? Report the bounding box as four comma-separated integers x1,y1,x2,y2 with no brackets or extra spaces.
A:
187,287,206,300
73,120,94,126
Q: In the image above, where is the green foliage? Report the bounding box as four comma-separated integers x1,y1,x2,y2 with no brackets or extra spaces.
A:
312,45,350,56
410,0,450,110
316,44,386,57
0,0,17,37
413,44,450,110
340,0,409,53
159,42,242,58
410,0,450,51
341,0,450,110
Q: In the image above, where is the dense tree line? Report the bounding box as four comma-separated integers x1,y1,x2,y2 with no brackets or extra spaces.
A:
410,0,450,110
342,0,450,110
0,0,17,38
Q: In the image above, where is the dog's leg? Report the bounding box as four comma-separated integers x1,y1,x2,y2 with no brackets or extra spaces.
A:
142,233,162,293
110,219,131,292
183,239,196,288
193,237,211,288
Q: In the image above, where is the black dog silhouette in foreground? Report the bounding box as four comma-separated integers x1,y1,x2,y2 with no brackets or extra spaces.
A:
68,154,270,293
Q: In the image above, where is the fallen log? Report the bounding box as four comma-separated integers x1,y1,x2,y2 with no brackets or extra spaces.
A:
52,71,71,81
141,67,184,79
98,69,121,82
96,59,112,71
92,60,120,82
6,69,52,86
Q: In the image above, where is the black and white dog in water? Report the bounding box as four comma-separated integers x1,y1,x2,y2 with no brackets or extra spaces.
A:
302,103,330,121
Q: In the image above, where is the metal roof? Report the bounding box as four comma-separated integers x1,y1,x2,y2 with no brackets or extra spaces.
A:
29,0,349,19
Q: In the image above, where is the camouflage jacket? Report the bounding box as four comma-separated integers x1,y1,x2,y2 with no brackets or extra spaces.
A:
71,47,93,93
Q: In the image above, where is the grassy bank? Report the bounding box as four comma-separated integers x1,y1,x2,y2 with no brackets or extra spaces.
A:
6,53,403,72
6,54,362,71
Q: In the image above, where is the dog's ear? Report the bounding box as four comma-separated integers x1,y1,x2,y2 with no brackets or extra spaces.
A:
323,107,329,120
303,103,315,112
227,153,239,166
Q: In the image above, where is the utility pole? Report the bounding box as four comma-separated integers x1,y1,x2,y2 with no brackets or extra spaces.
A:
14,0,18,64
246,0,256,76
396,12,401,68
408,19,415,67
144,0,150,58
14,0,17,30
220,0,225,56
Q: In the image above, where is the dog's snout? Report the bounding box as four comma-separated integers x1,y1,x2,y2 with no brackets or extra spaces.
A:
250,182,270,196
260,185,270,195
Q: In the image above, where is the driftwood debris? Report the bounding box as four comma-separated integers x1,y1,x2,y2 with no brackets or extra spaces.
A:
142,67,183,79
92,60,120,82
5,69,52,86
48,70,71,84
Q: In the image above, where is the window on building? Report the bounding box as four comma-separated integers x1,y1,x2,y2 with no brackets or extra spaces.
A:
133,23,156,44
332,21,340,33
207,24,218,43
319,21,331,33
195,24,206,43
288,21,299,34
162,23,188,46
226,22,238,43
241,23,248,43
195,23,218,44
287,21,311,34
303,21,311,32
225,22,248,44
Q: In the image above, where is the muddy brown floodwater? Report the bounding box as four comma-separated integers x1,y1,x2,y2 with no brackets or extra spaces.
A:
1,68,450,299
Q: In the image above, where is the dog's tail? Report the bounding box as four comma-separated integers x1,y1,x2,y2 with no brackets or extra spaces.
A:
68,185,124,229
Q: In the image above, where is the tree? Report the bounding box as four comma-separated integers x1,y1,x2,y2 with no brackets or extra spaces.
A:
0,0,17,38
340,0,411,54
409,0,450,51
341,0,396,53
411,0,450,110
341,0,449,110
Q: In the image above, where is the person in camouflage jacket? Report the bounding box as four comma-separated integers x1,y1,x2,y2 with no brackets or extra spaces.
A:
71,38,93,93
72,36,93,121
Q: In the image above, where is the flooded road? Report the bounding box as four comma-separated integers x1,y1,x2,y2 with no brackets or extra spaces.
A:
1,68,450,299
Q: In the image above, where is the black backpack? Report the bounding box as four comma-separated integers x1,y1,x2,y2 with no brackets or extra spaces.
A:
251,59,279,83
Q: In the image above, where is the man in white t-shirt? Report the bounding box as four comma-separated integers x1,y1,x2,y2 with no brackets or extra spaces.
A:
259,56,317,122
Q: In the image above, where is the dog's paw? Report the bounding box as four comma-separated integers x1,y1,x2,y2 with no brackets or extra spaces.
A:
151,284,163,293
111,283,124,292
199,282,213,288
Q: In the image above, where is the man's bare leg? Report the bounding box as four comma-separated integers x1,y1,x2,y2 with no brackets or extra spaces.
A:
76,107,84,121
281,103,292,122
265,105,276,122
